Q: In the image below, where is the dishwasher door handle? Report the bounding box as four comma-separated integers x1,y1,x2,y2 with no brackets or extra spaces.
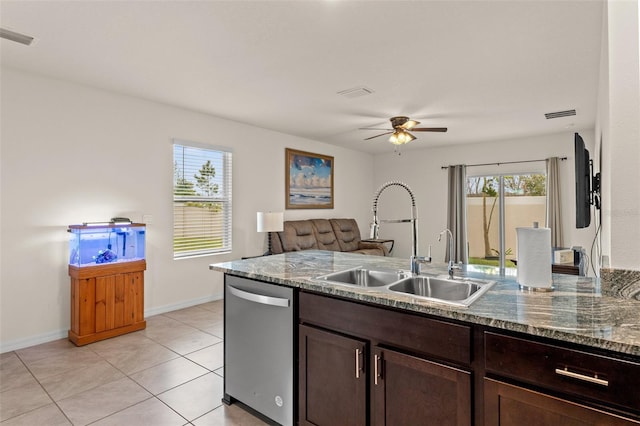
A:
228,285,290,308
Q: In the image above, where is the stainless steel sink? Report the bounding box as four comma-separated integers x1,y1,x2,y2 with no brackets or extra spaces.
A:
315,267,411,287
315,267,495,307
387,275,495,307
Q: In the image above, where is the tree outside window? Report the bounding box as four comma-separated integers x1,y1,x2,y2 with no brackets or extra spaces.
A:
173,143,232,258
466,173,546,267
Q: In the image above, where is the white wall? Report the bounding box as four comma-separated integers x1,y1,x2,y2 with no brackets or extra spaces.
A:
597,0,640,271
0,68,374,351
596,1,610,267
372,131,597,265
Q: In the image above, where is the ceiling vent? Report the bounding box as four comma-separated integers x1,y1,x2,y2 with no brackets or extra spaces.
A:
337,87,374,98
0,28,35,46
545,109,576,119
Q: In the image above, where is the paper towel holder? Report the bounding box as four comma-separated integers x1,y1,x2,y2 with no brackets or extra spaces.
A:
517,223,554,292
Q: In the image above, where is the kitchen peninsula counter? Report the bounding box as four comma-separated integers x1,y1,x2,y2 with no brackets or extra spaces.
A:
210,250,640,357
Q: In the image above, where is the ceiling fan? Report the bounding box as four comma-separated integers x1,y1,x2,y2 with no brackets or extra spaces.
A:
361,116,447,145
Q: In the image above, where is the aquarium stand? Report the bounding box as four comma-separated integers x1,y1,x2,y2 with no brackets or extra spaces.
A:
68,260,146,346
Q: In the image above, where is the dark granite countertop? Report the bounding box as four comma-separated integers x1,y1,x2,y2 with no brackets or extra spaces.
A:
210,250,640,357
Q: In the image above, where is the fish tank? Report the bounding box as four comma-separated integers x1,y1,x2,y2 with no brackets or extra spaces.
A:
68,223,146,267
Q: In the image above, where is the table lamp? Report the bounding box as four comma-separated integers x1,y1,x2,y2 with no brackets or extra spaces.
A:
257,212,284,255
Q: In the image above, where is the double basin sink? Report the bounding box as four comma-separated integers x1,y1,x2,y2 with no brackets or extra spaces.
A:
314,267,495,307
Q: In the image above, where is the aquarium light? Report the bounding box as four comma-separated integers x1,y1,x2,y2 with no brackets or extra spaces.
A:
83,222,112,227
110,217,132,225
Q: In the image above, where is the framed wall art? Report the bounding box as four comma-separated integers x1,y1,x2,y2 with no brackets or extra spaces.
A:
285,148,334,209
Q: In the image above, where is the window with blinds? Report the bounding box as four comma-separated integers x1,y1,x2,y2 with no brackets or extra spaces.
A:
173,141,232,259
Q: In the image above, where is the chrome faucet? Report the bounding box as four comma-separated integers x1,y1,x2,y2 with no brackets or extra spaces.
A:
439,229,462,278
371,181,428,273
411,245,432,274
371,181,418,257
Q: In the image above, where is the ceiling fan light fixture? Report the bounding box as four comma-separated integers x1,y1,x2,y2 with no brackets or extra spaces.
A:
401,119,420,130
389,130,415,145
363,115,446,145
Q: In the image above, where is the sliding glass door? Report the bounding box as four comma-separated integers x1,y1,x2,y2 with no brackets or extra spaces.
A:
466,173,546,269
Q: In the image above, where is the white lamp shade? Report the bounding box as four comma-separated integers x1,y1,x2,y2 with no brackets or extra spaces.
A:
257,212,284,233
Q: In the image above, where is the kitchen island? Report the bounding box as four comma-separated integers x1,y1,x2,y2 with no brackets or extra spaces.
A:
210,250,640,425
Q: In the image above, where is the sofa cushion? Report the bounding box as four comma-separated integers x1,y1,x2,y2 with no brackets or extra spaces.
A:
329,218,362,253
310,219,341,251
278,220,318,252
270,228,284,254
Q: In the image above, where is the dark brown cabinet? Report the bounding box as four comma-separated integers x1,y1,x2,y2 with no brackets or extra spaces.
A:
299,325,367,426
373,346,471,426
484,332,640,425
484,378,639,425
296,289,640,426
299,291,472,426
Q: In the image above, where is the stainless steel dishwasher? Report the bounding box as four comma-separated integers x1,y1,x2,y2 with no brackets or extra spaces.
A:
223,275,294,426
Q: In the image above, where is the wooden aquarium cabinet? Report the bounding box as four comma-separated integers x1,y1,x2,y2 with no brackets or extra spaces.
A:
68,259,146,346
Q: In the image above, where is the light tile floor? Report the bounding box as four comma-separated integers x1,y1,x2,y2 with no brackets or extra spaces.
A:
0,301,269,425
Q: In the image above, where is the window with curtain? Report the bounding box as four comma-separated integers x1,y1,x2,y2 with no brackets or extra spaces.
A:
173,141,232,259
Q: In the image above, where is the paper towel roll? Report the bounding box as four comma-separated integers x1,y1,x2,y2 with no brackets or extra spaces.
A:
516,227,552,289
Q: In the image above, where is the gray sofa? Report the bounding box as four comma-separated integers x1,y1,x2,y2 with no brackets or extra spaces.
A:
269,218,388,256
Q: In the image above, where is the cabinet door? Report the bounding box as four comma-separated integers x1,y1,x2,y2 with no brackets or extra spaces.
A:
484,378,640,426
95,271,143,330
299,325,367,426
372,346,471,426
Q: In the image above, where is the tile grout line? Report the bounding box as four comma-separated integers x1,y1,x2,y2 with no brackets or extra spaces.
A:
12,351,75,425
83,395,192,426
3,301,227,425
91,306,223,424
78,327,220,424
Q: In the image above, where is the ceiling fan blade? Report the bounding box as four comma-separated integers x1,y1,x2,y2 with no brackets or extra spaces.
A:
364,131,393,140
359,127,393,131
411,127,448,132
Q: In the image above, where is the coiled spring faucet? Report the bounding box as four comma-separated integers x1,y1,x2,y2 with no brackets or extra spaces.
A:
371,181,430,273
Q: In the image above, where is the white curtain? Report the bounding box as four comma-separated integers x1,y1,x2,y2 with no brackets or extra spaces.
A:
546,157,564,247
447,164,468,263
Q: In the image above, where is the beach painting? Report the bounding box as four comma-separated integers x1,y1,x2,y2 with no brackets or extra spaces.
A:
286,148,334,209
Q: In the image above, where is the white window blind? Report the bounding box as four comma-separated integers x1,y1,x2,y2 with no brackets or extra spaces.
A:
173,141,232,259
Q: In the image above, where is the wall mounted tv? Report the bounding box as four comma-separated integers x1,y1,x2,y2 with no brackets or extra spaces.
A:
574,132,600,229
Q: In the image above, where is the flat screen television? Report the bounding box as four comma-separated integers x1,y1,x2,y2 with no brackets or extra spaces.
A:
574,133,591,228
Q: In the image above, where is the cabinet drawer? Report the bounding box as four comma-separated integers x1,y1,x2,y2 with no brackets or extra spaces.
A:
484,378,640,426
485,332,640,413
300,291,471,365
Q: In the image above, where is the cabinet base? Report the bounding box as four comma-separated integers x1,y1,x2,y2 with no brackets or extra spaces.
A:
68,320,146,346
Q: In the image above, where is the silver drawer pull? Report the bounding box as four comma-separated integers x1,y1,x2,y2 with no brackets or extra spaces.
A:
355,348,362,379
555,367,609,387
374,354,381,385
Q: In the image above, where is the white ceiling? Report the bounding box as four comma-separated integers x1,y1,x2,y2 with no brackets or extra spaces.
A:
0,1,603,154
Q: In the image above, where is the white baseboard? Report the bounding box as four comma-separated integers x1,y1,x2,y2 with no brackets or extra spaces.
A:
144,293,224,317
0,329,68,354
0,293,224,354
